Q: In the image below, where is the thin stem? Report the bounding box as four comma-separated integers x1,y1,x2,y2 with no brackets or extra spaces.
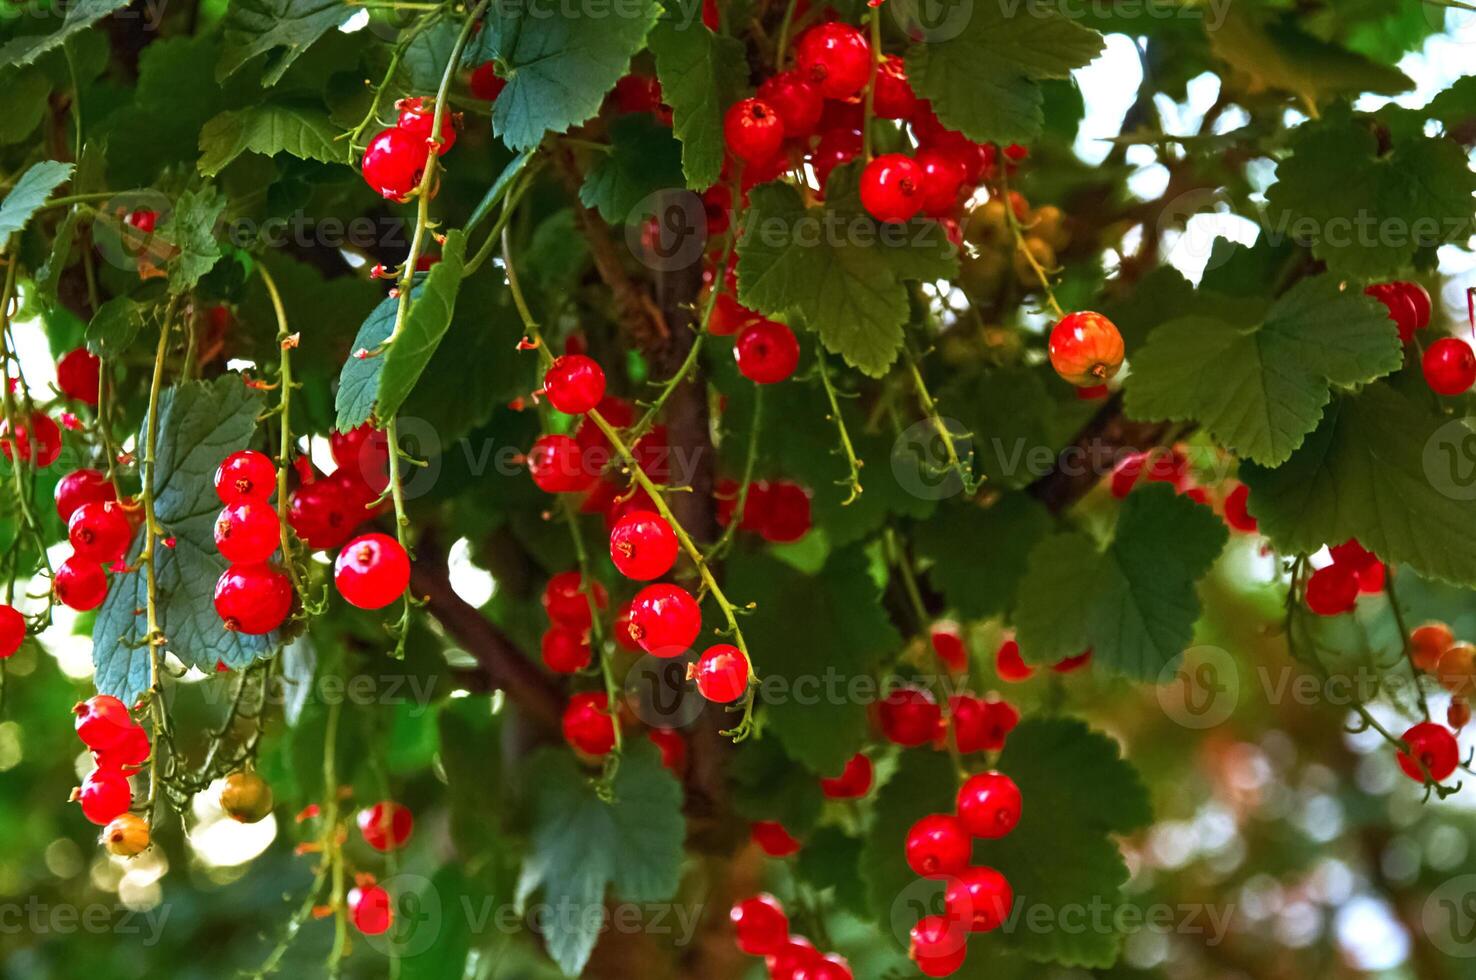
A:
344,13,439,148
322,697,348,977
903,346,974,494
815,350,862,504
999,169,1066,319
1384,572,1430,721
706,386,763,561
142,300,178,821
256,264,307,599
775,0,802,68
862,5,880,162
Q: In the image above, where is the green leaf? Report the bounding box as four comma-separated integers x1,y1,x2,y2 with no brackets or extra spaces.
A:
648,14,747,188
579,114,685,224
1014,485,1228,679
938,365,1089,490
515,742,684,976
1241,381,1476,587
467,146,538,234
0,0,131,69
0,66,51,145
915,495,1053,620
484,0,662,151
161,186,227,294
736,163,958,376
1125,275,1403,466
0,160,73,240
92,377,275,703
219,0,349,85
85,296,148,359
197,103,351,177
335,230,468,429
903,4,1103,145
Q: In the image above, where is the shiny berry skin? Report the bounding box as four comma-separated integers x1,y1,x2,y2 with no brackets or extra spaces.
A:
1396,280,1433,329
0,411,62,468
1305,562,1358,616
220,770,274,822
396,97,456,155
910,914,967,978
77,768,132,825
214,563,293,634
1411,622,1456,673
335,533,411,609
1423,337,1476,396
811,126,862,189
794,23,871,99
878,687,941,747
1365,283,1419,342
915,147,967,216
735,319,800,384
731,894,789,956
609,510,679,580
357,801,414,851
362,126,430,201
956,771,1022,839
873,55,917,119
93,723,150,772
860,153,924,223
1398,721,1460,782
949,696,1017,753
544,354,607,414
68,501,132,563
769,936,821,980
694,643,749,702
214,501,281,564
103,812,151,856
750,820,801,857
55,468,116,521
469,62,506,101
287,479,354,552
1223,482,1257,533
628,583,701,656
55,556,107,611
349,881,394,936
528,433,597,494
56,348,101,406
0,604,22,658
126,208,157,233
757,72,823,139
819,753,873,799
331,424,390,490
647,727,687,773
800,955,853,980
761,481,811,542
562,691,616,756
995,638,1033,682
905,813,971,878
930,622,968,672
944,867,1012,932
1048,311,1125,387
542,626,592,673
724,97,785,165
215,450,277,505
542,571,609,629
74,694,134,749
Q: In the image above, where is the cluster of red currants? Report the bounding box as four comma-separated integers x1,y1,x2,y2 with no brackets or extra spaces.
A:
71,694,151,854
715,477,812,543
360,97,458,202
52,468,126,611
876,682,1020,754
730,893,854,980
340,801,413,936
1303,539,1385,617
1408,622,1475,732
1363,280,1474,395
287,424,389,553
212,451,293,635
541,571,603,674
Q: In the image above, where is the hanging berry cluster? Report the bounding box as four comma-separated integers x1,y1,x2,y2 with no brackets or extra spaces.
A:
211,450,292,635
70,694,151,855
730,893,855,980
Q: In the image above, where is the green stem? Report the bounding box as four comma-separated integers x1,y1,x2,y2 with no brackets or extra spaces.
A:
815,350,862,504
322,697,348,978
142,300,178,820
998,169,1065,319
256,264,308,600
903,346,973,494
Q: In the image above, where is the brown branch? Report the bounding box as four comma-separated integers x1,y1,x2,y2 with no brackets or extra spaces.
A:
1025,393,1176,514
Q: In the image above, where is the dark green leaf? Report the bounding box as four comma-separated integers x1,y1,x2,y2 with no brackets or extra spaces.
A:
915,495,1053,620
219,0,349,86
0,0,131,69
0,160,73,240
85,296,148,359
648,15,747,188
579,114,685,224
198,103,352,177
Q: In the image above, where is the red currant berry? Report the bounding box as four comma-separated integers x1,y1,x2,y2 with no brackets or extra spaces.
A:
562,691,616,756
944,867,1012,933
768,936,821,980
544,354,607,415
794,23,871,99
288,479,354,551
878,687,941,747
0,411,62,468
709,290,760,336
395,96,456,155
873,55,917,119
76,768,132,826
995,638,1033,682
0,604,22,659
1305,562,1358,617
811,126,862,189
819,753,873,799
528,433,597,494
357,801,414,851
731,894,789,956
349,880,394,935
1223,482,1257,533
910,914,967,978
956,771,1022,839
125,209,158,233
760,481,811,542
628,583,701,657
860,153,924,223
905,813,971,878
335,533,411,609
694,643,749,702
647,727,687,773
93,723,150,772
750,820,801,857
68,500,132,563
469,62,506,102
74,694,134,749
55,468,116,522
214,563,293,634
214,501,281,564
1424,337,1476,396
757,72,824,139
735,319,800,384
611,74,665,115
542,626,592,673
724,97,785,165
215,450,277,505
949,695,1017,753
55,556,107,611
801,955,854,980
914,147,967,216
1398,721,1460,782
1049,311,1125,387
56,348,101,406
930,622,968,673
1452,699,1472,730
609,510,679,580
1365,283,1419,342
362,126,430,201
330,424,390,491
542,571,609,629
1396,280,1432,329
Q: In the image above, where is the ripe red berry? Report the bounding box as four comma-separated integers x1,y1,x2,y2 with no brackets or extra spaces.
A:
914,147,967,216
757,72,823,139
56,348,101,406
214,563,293,634
362,126,430,201
395,96,456,155
1305,562,1358,617
910,914,967,978
860,153,924,223
1396,280,1432,329
357,801,414,851
956,771,1022,839
1049,311,1125,387
335,533,411,610
647,727,687,773
609,510,679,580
349,881,393,935
611,74,665,115
528,433,597,494
93,723,150,772
994,638,1033,682
735,319,800,384
819,753,873,799
731,894,789,956
750,820,801,857
0,411,62,468
55,468,116,522
1223,482,1257,533
469,62,506,102
1365,283,1419,342
542,626,592,673
55,556,107,611
724,97,785,165
544,354,607,415
628,583,701,656
214,501,282,564
794,22,871,99
288,479,354,551
330,424,390,491
905,814,971,878
76,768,132,825
562,691,616,756
1423,337,1476,396
944,867,1013,932
125,208,157,233
215,450,277,505
1398,721,1460,782
74,694,134,749
873,55,917,119
801,954,854,980
757,481,810,543
878,687,942,747
0,604,22,658
930,623,968,673
542,571,609,629
811,126,862,188
949,696,1018,753
68,500,132,563
694,644,749,702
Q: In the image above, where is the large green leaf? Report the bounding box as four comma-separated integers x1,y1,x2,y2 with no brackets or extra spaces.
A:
0,0,131,69
579,114,685,224
198,103,351,176
914,495,1053,620
648,13,747,189
218,0,349,86
0,160,73,240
